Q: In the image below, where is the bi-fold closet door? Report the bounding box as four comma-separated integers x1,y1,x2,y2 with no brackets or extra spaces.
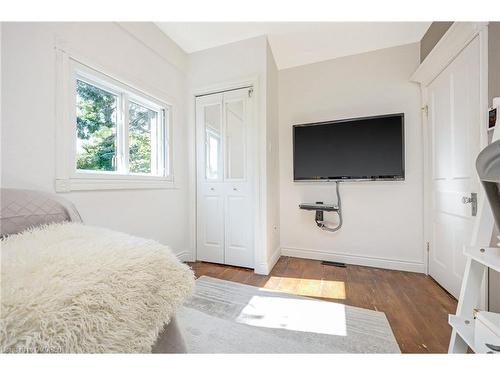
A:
195,87,254,268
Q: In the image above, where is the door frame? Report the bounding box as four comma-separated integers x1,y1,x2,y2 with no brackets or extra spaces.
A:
411,22,489,305
189,76,267,273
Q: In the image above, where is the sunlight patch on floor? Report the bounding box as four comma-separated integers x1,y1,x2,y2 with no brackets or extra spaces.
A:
263,276,346,300
236,295,347,336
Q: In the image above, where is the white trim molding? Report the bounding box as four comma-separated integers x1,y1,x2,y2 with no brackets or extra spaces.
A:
55,177,177,192
254,246,281,275
267,246,282,274
281,247,425,273
176,251,195,263
411,22,488,86
54,42,176,192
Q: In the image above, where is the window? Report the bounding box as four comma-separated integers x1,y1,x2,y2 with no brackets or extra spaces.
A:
74,70,169,178
76,79,119,172
55,53,173,192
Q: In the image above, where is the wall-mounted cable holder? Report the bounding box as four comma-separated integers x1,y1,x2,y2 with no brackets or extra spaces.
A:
299,181,343,232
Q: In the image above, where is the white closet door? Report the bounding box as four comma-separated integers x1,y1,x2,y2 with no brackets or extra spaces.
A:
222,89,253,268
196,88,254,268
427,36,481,298
196,93,225,264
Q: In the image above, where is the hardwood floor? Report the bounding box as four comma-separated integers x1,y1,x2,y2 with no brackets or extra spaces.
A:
188,256,457,353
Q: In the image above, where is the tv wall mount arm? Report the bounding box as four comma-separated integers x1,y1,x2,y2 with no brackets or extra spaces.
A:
299,182,343,232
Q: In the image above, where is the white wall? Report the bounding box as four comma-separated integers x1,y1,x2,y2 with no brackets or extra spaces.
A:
187,36,278,273
1,22,192,258
188,36,267,90
279,43,425,272
265,41,281,267
2,23,425,274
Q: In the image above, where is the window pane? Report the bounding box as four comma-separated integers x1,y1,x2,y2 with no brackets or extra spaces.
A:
76,80,118,171
129,102,156,174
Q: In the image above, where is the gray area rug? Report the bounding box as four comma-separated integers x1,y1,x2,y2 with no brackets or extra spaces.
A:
176,276,400,353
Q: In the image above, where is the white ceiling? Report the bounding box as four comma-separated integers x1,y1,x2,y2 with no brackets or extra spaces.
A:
156,22,431,70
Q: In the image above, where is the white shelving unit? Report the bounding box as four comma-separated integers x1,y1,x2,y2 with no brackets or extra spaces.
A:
464,246,500,272
448,107,500,353
448,244,500,353
449,314,476,352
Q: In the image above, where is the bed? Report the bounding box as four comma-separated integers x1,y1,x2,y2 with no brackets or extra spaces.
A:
0,188,193,353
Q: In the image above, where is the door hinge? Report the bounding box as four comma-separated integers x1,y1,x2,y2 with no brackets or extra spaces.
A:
421,105,428,118
248,88,253,98
426,242,430,253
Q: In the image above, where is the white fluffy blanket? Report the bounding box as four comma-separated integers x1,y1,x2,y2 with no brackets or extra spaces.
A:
0,223,194,353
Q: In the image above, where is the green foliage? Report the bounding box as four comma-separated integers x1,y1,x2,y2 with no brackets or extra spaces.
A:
128,103,153,174
76,80,117,140
76,80,117,171
76,127,116,172
76,80,153,173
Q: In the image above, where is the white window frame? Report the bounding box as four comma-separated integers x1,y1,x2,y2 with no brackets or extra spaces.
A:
55,49,174,192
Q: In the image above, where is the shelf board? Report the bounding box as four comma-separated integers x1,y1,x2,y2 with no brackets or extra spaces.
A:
464,246,500,272
449,314,476,352
488,127,496,132
476,311,500,337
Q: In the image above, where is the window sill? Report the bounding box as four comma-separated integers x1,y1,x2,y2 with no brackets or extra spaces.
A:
55,176,176,192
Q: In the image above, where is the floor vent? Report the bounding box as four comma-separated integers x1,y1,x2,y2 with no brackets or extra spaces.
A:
321,261,347,268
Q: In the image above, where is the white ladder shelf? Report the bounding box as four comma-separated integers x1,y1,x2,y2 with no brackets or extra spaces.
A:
448,123,500,353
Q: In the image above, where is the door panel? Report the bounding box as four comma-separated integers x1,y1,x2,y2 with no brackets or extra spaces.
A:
436,191,472,217
204,196,223,245
197,193,224,263
428,36,481,298
225,99,246,180
431,75,451,180
451,72,472,178
196,88,254,268
204,102,223,181
224,193,253,268
196,94,225,263
433,216,450,268
452,217,472,280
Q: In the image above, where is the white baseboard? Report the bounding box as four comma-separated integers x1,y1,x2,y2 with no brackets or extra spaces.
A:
176,251,195,263
281,246,425,273
254,246,281,275
267,246,281,272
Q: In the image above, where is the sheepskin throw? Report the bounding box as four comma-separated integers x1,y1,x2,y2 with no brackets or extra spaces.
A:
0,223,194,353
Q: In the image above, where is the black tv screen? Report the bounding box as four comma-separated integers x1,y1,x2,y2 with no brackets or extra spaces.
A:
293,113,405,181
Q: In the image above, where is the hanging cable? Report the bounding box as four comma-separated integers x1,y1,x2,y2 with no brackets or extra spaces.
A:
315,181,343,232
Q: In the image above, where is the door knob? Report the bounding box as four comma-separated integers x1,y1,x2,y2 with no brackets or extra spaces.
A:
462,193,478,216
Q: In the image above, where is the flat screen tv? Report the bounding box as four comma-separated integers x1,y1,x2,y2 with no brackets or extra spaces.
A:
293,113,405,181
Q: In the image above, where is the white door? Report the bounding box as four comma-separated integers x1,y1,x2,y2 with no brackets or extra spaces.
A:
427,36,482,298
196,88,254,268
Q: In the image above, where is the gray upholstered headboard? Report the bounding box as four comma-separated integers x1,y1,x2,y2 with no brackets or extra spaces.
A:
0,188,82,237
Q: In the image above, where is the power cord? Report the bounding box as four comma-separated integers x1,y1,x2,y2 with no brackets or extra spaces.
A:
315,181,343,232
